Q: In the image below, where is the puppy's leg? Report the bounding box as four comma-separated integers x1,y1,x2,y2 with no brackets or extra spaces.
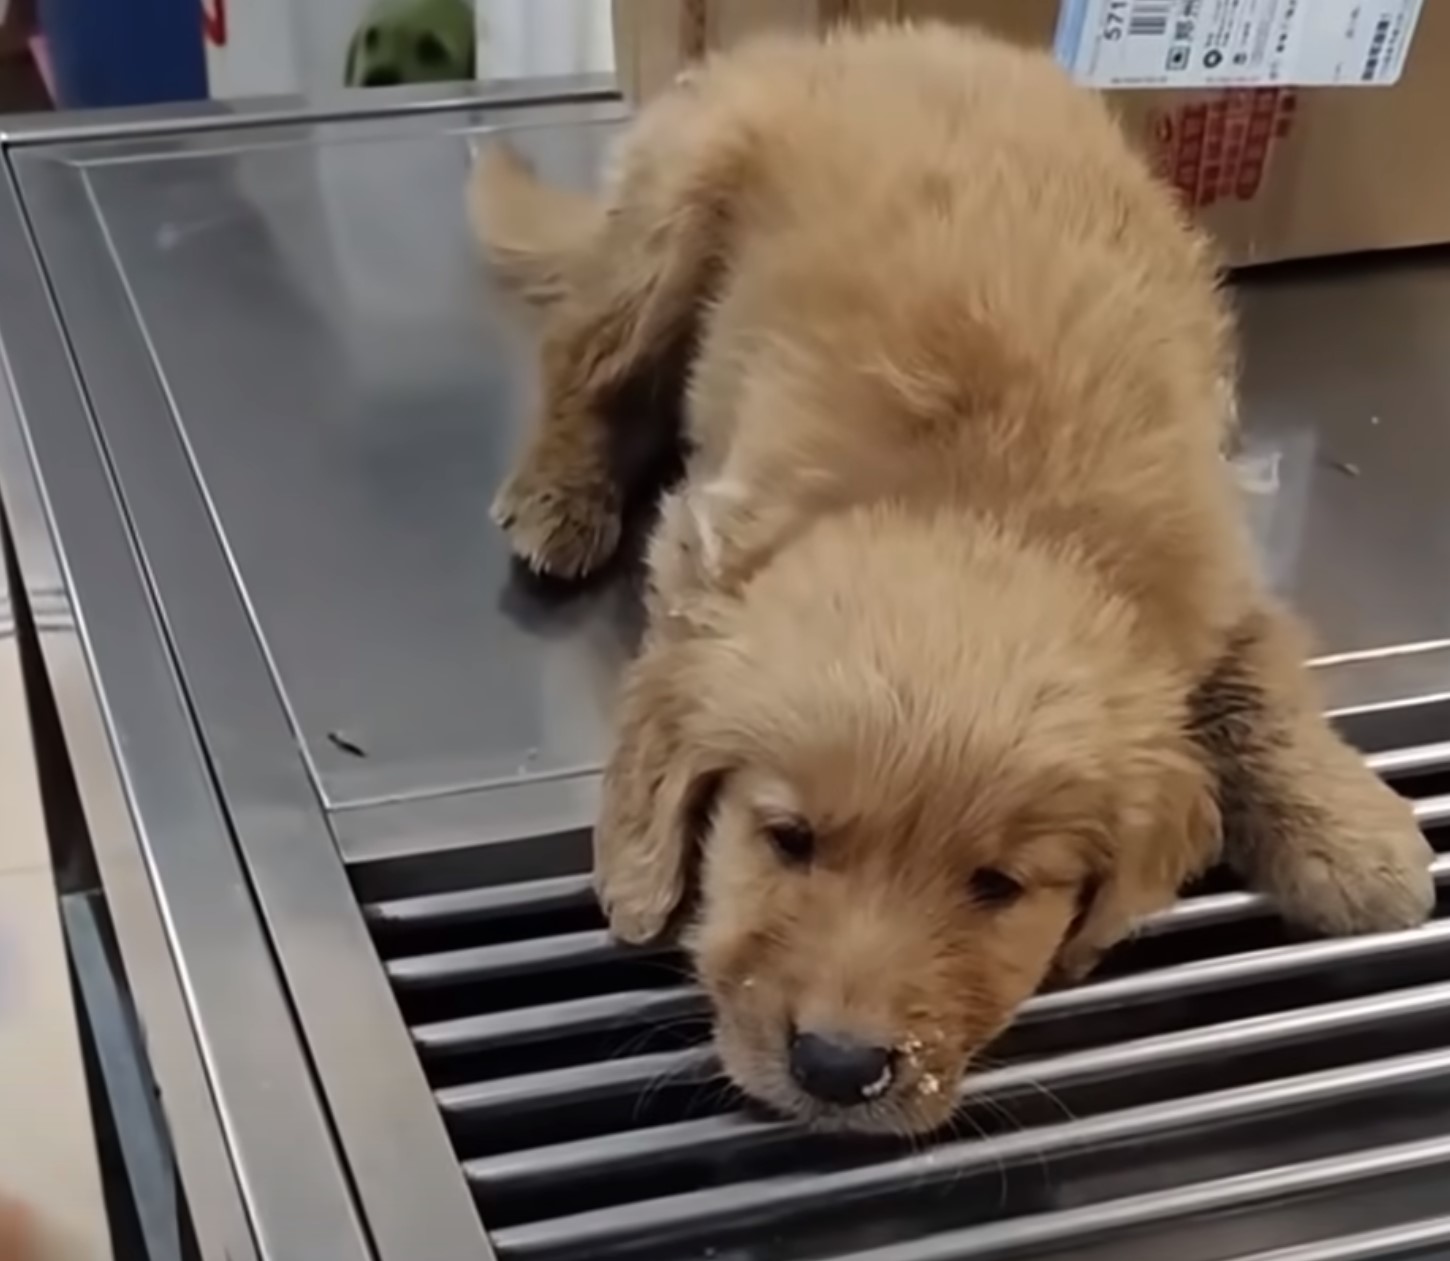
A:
489,290,649,579
1193,606,1434,935
476,117,739,578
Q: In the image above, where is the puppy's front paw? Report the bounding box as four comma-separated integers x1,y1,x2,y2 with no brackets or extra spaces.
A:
1267,780,1434,936
491,458,622,579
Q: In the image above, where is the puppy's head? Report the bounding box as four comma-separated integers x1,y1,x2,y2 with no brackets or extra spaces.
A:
632,507,1217,1133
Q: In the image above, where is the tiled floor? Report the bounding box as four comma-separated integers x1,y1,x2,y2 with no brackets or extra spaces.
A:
0,632,111,1260
0,876,110,1260
0,44,110,1258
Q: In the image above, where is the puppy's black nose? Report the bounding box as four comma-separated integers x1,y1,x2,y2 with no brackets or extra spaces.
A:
789,1030,894,1106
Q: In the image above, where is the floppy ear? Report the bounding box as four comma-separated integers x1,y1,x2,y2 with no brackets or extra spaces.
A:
1051,756,1221,986
1048,877,1107,987
595,640,726,944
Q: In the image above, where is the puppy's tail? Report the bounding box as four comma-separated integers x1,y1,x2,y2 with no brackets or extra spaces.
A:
466,143,603,308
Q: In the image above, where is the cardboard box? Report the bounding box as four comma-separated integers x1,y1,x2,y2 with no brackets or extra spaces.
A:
611,0,1450,267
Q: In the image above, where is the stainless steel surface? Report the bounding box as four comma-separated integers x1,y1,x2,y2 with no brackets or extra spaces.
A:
1236,254,1450,719
0,165,261,1261
52,106,628,813
10,134,495,1261
3,84,1450,1261
0,89,631,1261
0,155,376,1261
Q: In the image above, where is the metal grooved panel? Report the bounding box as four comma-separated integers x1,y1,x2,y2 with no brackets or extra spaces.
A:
356,751,1450,1261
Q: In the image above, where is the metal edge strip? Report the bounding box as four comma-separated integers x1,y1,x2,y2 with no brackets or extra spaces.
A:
335,772,597,871
1234,1213,1450,1261
0,159,370,1261
37,99,632,173
5,141,494,1261
0,75,619,147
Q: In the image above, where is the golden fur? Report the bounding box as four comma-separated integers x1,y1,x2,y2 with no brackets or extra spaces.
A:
470,23,1433,1134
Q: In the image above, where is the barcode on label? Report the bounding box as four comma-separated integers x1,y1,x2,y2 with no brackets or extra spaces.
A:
1060,0,1422,89
1363,16,1391,81
1129,1,1171,37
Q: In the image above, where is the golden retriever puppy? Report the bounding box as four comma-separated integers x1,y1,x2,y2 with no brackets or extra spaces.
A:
470,23,1434,1134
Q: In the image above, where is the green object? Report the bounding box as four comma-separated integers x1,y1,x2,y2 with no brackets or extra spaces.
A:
345,0,476,88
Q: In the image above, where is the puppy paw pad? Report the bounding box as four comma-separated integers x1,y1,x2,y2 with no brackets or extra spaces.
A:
491,473,622,579
1274,837,1435,936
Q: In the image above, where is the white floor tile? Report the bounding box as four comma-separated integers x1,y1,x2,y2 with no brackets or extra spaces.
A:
0,868,111,1260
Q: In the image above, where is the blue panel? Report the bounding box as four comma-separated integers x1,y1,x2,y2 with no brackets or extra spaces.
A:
38,0,208,109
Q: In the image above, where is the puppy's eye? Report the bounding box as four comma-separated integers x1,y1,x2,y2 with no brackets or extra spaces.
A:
969,867,1025,907
765,819,815,867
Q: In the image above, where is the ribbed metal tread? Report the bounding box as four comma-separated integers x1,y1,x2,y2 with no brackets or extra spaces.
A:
356,746,1450,1261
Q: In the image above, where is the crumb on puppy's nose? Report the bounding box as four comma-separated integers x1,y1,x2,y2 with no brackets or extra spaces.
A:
788,1028,896,1106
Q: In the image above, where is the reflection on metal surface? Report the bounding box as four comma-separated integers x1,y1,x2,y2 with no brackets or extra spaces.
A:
2,82,1450,1261
1314,637,1450,668
0,589,76,638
